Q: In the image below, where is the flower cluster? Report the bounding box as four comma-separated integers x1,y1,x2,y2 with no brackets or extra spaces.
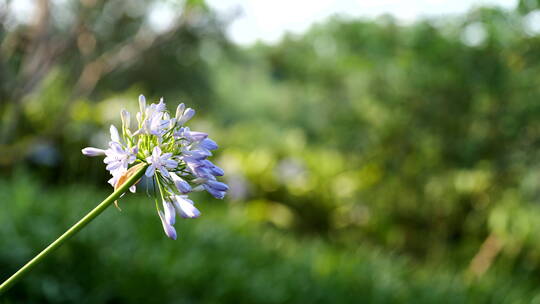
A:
82,95,227,240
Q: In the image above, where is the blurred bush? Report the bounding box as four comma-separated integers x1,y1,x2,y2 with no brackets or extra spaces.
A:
207,7,540,275
1,172,540,303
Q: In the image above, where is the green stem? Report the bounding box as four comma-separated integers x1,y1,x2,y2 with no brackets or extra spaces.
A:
0,164,148,295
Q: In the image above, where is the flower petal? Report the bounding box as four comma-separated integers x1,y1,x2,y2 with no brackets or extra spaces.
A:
164,159,178,169
161,152,173,159
182,150,208,160
106,162,122,171
159,167,171,178
170,172,192,193
209,165,224,176
158,210,177,240
178,108,195,125
189,131,208,141
207,180,229,191
145,165,156,177
200,138,218,150
163,200,176,225
174,196,201,218
109,142,124,153
175,103,185,120
204,185,226,199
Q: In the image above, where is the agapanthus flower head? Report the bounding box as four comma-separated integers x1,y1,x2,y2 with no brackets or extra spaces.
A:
82,95,227,239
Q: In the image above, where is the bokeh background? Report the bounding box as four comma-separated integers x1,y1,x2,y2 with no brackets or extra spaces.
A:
3,0,540,302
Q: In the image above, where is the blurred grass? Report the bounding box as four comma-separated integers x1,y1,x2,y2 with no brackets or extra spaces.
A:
1,171,540,303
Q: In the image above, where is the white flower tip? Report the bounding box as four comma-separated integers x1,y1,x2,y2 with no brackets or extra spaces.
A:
121,109,130,120
175,103,186,119
110,125,120,142
139,94,147,113
121,110,131,130
82,147,105,156
175,197,201,219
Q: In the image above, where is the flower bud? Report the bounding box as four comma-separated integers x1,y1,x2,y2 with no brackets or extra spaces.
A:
178,108,195,125
189,131,208,142
200,138,218,150
208,166,224,176
173,195,201,218
81,147,106,156
206,180,229,191
163,200,176,225
156,97,166,112
121,109,130,129
110,125,120,142
138,95,146,113
170,172,192,193
203,185,226,199
182,150,208,160
175,103,186,120
158,210,177,240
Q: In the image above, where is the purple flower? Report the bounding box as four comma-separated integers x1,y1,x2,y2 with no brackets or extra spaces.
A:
134,96,169,136
145,146,177,178
140,110,168,137
104,142,137,172
175,127,208,143
82,94,227,240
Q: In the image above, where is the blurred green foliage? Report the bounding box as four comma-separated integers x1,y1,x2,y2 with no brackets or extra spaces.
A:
2,172,540,303
3,0,540,302
211,7,540,269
